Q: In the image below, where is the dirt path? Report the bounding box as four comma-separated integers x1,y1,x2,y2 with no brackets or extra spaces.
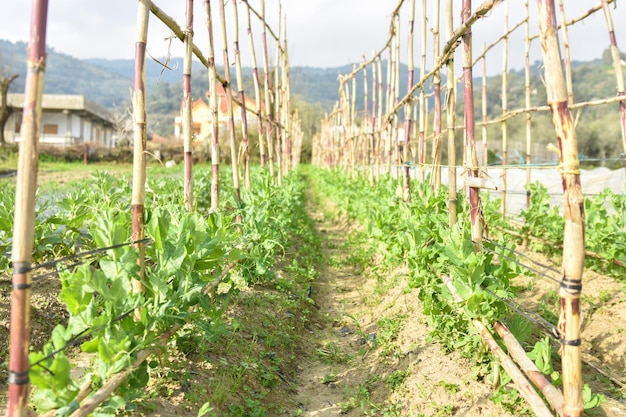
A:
292,199,517,416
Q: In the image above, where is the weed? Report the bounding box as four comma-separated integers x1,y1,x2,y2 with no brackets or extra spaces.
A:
386,370,409,390
437,380,460,394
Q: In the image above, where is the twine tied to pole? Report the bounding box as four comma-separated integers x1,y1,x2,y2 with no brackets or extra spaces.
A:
557,160,580,176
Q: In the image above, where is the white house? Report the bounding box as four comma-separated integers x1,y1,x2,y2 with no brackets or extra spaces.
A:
4,94,116,148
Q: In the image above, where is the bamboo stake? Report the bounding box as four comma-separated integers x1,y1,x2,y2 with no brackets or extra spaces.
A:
494,322,565,416
370,53,377,185
462,0,483,246
218,0,241,206
245,1,266,168
182,0,194,212
231,0,251,191
131,0,150,298
205,0,220,211
6,2,48,416
274,4,283,185
403,0,416,200
600,0,626,175
537,1,585,415
385,46,393,176
417,0,427,183
394,15,401,180
376,56,384,182
282,26,292,175
446,0,457,227
260,0,275,179
431,0,442,191
501,4,509,216
558,0,574,106
524,0,533,211
481,43,488,171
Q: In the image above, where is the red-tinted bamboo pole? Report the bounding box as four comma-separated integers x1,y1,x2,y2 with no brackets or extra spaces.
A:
431,0,443,191
370,53,378,185
6,2,48,415
131,0,150,298
501,3,509,216
417,0,427,183
538,1,585,415
393,15,401,179
244,1,266,168
446,0,457,227
260,0,275,178
403,0,416,200
182,0,194,212
231,0,250,190
218,0,241,205
524,0,533,210
600,0,626,174
385,46,393,176
462,0,483,245
205,0,220,211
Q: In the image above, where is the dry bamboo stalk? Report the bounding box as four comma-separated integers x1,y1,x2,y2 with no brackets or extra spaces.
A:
417,0,427,183
442,278,555,417
244,1,266,168
205,0,220,211
282,28,292,175
394,14,402,180
131,0,150,298
462,0,483,246
600,0,626,173
350,68,357,177
376,56,384,183
558,0,574,106
182,0,194,212
446,0,457,227
385,46,393,176
524,0,533,210
430,0,442,191
231,0,251,191
495,322,565,416
481,43,488,170
501,4,509,216
274,4,283,185
6,2,48,416
218,0,242,205
260,0,275,178
537,1,585,415
403,0,416,200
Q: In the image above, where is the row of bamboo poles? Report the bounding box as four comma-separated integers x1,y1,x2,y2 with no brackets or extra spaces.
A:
5,0,300,416
312,0,625,416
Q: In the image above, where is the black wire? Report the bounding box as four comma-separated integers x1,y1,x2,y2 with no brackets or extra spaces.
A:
30,308,136,371
484,237,561,276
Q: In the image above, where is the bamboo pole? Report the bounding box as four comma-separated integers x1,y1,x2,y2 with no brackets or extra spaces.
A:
274,4,283,185
231,0,251,191
385,46,393,177
394,15,401,180
282,26,292,175
524,0,533,211
376,56,384,182
481,43,488,171
501,4,509,216
351,67,357,177
6,2,48,416
558,0,574,106
537,1,585,415
403,0,416,200
462,0,483,246
218,0,241,205
417,0,427,183
245,1,266,168
446,0,457,227
205,0,220,211
131,0,150,298
600,0,626,175
431,0,442,191
370,53,377,185
182,0,194,212
260,0,275,179
494,322,565,416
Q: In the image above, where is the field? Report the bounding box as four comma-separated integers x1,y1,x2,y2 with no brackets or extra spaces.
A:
1,162,624,416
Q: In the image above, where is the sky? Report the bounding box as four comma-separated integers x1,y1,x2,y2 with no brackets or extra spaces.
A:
0,1,625,75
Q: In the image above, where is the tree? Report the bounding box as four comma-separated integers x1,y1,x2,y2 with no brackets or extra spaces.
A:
0,55,19,146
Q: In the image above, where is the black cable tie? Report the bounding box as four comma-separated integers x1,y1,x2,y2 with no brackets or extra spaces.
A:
12,262,31,274
560,338,581,347
560,277,582,292
12,283,32,290
7,370,29,385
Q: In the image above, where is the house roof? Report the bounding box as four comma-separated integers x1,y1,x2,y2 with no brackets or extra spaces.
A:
7,94,115,126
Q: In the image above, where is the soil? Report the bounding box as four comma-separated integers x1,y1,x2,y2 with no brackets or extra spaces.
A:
0,183,625,416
